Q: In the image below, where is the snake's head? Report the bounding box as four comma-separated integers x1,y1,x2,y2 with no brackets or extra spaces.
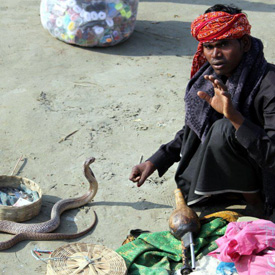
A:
84,157,95,166
84,157,96,177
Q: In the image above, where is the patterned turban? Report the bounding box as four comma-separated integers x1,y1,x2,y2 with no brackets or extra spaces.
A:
190,11,251,78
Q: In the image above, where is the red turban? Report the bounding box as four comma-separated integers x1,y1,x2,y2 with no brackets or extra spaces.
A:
190,11,251,78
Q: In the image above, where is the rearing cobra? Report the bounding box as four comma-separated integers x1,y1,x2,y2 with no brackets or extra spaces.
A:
0,157,98,250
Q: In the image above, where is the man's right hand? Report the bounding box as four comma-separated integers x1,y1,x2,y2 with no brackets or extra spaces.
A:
129,161,156,187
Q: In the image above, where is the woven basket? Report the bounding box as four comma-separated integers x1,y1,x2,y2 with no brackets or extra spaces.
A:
47,243,127,275
0,175,42,222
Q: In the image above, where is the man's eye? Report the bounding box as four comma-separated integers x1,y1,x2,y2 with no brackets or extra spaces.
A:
204,45,212,50
220,42,228,47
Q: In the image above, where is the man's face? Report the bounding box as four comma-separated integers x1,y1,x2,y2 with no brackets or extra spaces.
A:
203,39,245,77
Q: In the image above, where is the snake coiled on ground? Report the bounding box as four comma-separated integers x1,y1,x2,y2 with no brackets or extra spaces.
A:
0,157,98,250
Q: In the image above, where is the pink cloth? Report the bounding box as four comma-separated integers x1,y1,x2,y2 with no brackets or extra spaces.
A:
209,220,275,275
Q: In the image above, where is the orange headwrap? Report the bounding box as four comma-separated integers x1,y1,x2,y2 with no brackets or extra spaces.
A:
190,11,251,78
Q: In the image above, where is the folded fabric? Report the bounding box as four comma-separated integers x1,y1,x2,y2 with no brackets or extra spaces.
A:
209,219,275,274
116,217,228,274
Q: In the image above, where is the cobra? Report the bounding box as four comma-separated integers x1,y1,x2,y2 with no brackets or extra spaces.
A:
0,157,98,250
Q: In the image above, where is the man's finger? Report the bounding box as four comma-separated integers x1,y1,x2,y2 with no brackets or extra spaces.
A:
131,175,141,182
137,178,144,187
214,79,227,91
204,75,215,84
197,91,212,104
129,170,141,182
137,172,148,187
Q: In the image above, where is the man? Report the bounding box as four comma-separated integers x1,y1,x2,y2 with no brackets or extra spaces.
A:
129,4,275,216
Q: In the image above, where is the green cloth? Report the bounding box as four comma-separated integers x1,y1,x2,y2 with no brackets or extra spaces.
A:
116,217,227,275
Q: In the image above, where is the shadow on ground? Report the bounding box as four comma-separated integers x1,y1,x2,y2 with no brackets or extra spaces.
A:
93,200,173,210
77,20,197,57
140,0,275,13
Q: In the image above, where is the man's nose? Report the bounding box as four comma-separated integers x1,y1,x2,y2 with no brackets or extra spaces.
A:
212,47,222,58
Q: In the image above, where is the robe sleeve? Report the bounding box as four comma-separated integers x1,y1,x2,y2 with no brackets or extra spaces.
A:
147,126,185,177
235,65,275,174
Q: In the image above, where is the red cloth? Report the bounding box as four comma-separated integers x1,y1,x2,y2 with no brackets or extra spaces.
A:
190,11,251,78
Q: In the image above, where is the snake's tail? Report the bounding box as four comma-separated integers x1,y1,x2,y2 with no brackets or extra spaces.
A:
0,211,97,251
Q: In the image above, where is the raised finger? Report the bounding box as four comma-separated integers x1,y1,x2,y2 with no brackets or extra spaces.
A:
204,75,215,84
197,91,212,104
214,79,227,91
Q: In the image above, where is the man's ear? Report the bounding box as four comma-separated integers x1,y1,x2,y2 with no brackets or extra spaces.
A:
241,35,251,52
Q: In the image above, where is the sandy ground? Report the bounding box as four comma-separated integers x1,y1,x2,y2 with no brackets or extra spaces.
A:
1,0,275,274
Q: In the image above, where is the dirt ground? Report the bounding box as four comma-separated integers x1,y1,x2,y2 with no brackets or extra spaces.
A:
1,0,275,274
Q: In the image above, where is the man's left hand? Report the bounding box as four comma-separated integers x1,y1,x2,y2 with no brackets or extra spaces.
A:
197,75,244,130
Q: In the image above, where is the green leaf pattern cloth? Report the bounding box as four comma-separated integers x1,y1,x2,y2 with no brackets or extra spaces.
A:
116,218,227,274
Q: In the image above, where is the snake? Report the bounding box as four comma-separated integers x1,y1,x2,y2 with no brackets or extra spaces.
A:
0,157,98,250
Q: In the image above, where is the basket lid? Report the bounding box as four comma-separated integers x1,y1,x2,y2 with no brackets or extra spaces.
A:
46,243,127,275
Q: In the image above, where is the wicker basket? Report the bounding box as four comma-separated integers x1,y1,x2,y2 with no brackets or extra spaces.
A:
0,175,42,222
47,243,127,275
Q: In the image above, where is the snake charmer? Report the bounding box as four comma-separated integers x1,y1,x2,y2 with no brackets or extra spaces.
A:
129,4,275,217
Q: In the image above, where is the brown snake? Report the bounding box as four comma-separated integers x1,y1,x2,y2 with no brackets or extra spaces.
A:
0,157,98,250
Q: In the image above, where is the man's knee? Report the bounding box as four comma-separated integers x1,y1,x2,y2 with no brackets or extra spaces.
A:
207,118,236,149
211,118,235,137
